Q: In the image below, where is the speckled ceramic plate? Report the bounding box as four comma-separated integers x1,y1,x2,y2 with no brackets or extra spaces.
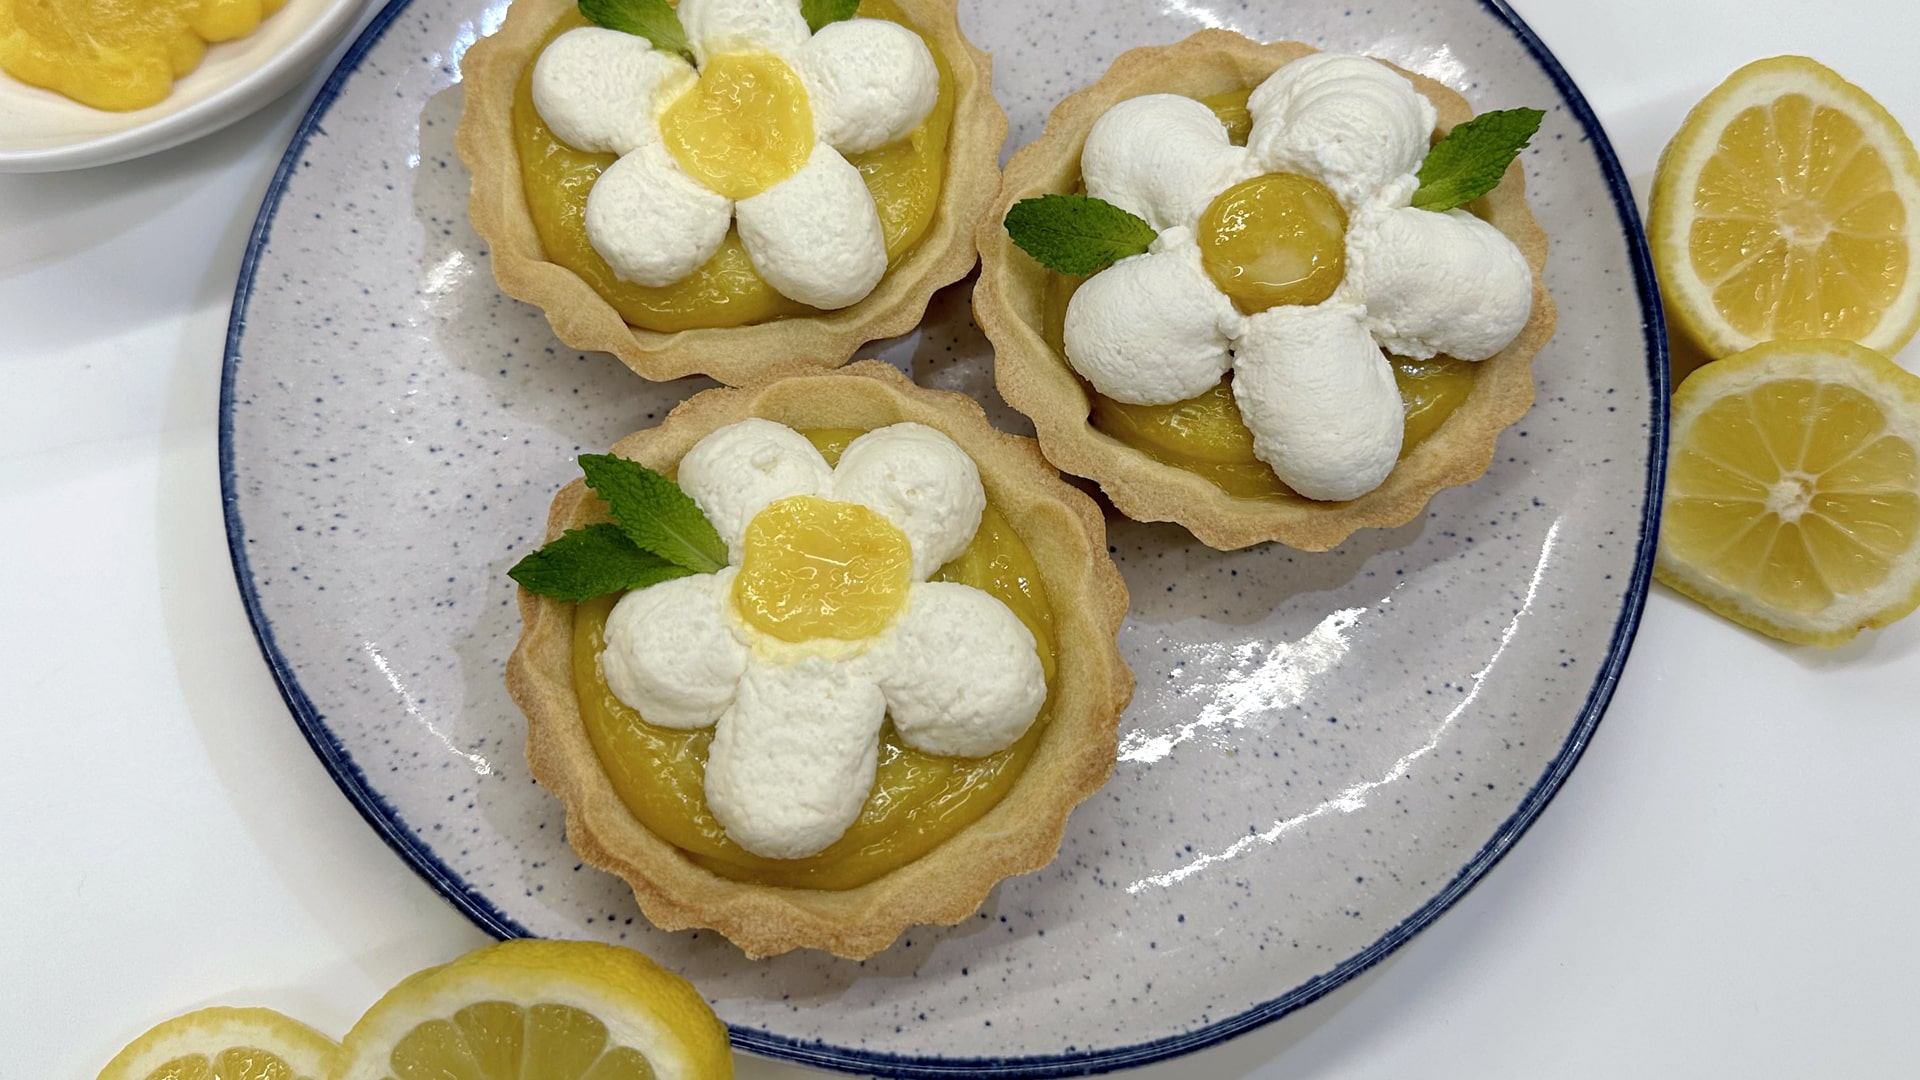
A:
220,0,1666,1074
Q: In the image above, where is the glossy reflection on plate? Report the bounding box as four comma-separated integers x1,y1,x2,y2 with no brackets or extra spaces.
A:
220,0,1664,1074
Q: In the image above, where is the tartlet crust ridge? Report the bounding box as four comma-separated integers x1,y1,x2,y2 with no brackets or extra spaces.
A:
973,30,1558,551
457,0,1009,385
505,362,1134,959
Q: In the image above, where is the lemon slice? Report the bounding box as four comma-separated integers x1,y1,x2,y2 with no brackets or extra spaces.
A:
1650,56,1920,358
1657,339,1920,644
97,1007,339,1080
335,940,732,1080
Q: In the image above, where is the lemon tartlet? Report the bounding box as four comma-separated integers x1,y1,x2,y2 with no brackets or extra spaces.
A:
507,362,1132,958
976,31,1557,551
458,0,1007,384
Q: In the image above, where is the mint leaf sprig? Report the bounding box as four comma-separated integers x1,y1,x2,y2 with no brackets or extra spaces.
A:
1005,105,1542,271
801,0,861,33
508,523,691,601
578,0,694,64
1411,107,1545,212
509,454,727,601
578,453,728,573
1004,193,1158,276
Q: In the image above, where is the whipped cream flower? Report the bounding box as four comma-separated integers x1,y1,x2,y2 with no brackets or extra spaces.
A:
1064,53,1536,501
598,419,1047,860
531,0,939,308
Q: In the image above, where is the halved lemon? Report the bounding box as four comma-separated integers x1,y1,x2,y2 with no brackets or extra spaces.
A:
335,940,732,1080
97,1007,339,1080
1650,56,1920,358
1657,339,1920,645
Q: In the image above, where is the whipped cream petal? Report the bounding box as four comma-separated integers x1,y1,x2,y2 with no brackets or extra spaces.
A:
531,27,697,156
1081,93,1258,232
584,141,733,287
1231,303,1404,501
870,581,1046,758
1246,52,1437,211
735,143,889,309
794,18,939,154
830,422,985,579
675,0,811,64
678,418,834,561
703,655,887,859
1345,205,1535,361
1062,236,1242,405
601,569,749,728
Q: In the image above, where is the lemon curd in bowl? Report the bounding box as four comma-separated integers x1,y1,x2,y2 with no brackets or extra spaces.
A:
509,0,956,335
0,0,287,111
571,430,1059,891
1051,86,1483,503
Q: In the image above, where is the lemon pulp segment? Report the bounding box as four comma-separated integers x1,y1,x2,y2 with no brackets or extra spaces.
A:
334,941,731,1080
95,1007,338,1080
573,430,1056,889
385,1003,654,1080
1657,339,1920,644
511,0,955,333
1696,96,1903,342
1652,55,1920,357
145,1049,301,1080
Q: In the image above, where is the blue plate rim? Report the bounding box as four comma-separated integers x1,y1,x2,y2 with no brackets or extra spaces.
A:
218,0,1670,1073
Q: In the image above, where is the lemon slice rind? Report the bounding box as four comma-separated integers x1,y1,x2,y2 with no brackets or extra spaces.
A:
97,1006,339,1080
335,939,733,1080
1656,339,1920,645
1651,55,1920,358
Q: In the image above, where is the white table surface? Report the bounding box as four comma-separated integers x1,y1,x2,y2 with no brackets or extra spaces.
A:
4,0,1916,1076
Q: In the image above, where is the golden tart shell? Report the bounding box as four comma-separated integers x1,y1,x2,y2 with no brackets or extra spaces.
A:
973,30,1558,552
505,362,1134,959
457,0,1008,385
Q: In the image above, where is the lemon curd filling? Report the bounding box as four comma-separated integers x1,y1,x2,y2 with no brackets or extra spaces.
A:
511,0,957,334
734,494,914,642
572,430,1057,890
1199,172,1348,313
0,0,286,111
1063,86,1480,501
1198,87,1254,144
660,50,815,200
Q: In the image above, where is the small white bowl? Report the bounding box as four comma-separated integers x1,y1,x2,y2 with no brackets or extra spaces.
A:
0,0,370,173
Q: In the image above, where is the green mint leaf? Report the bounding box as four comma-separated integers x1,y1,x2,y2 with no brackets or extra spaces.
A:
1003,194,1158,276
800,0,861,33
578,453,729,574
578,0,694,63
508,524,694,601
1411,107,1545,212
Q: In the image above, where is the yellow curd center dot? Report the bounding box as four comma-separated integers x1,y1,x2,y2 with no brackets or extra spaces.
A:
661,50,815,201
1198,172,1349,314
734,496,914,642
